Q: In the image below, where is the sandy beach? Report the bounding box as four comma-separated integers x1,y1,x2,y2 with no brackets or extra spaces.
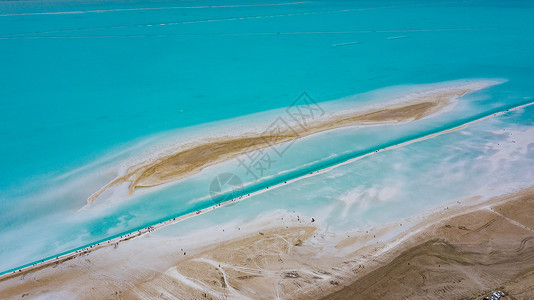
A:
88,82,495,204
324,187,534,300
2,185,534,299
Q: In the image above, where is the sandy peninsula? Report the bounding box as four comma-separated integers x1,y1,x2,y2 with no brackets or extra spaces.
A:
2,185,534,299
88,82,495,204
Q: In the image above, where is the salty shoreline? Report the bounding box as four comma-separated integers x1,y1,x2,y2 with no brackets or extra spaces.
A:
2,185,534,299
88,82,497,204
322,186,534,299
2,94,533,281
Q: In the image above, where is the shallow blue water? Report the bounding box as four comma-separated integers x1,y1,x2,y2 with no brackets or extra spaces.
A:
1,0,534,274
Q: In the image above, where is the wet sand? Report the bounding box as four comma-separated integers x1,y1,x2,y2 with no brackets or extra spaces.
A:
2,186,534,299
88,84,489,204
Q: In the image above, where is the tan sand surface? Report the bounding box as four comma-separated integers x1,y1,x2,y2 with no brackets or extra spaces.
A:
88,86,481,204
324,188,534,300
2,187,534,299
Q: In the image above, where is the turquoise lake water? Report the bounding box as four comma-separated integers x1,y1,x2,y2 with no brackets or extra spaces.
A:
1,0,534,274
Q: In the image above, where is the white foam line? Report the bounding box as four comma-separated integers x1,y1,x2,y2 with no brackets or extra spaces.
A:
211,1,309,8
0,28,497,40
1,1,481,37
332,41,360,47
0,1,310,17
386,35,409,40
0,5,392,36
0,1,445,18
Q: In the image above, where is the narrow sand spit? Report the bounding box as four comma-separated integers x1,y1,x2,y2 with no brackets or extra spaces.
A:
88,83,493,204
2,187,534,299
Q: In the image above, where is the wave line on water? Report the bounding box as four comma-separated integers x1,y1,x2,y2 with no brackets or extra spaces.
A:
1,2,468,37
0,1,310,17
0,28,497,40
332,41,360,47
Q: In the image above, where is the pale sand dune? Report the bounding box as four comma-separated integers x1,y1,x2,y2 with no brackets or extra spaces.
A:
2,187,534,299
88,84,492,204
